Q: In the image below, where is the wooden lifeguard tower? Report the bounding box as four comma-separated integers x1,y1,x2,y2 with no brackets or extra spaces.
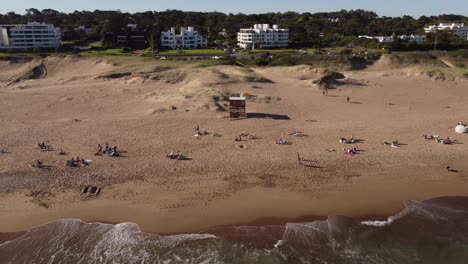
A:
229,97,246,119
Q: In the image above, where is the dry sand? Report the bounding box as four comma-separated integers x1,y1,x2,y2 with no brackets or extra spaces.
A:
0,55,467,233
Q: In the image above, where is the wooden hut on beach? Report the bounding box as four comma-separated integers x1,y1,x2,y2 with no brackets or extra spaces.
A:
229,97,246,119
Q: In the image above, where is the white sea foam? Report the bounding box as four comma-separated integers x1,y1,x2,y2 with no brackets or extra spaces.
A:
361,217,394,226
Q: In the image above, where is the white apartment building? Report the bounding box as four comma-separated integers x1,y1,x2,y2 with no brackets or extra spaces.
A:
237,24,289,49
160,27,208,49
358,35,426,43
424,23,468,39
358,35,394,43
0,22,61,50
399,34,427,43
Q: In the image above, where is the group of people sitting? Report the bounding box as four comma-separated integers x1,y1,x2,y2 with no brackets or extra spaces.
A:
339,136,356,144
383,140,400,148
37,142,52,152
95,143,119,156
276,138,289,145
166,152,185,160
423,135,454,145
194,125,212,138
66,157,89,167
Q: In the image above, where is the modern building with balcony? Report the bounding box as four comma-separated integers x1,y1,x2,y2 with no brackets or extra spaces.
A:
160,27,207,49
237,24,289,49
424,23,468,39
0,22,61,50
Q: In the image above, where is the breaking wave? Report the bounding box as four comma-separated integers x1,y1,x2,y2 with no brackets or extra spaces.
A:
1,196,467,263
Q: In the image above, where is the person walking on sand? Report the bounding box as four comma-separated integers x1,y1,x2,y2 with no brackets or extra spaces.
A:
346,96,350,103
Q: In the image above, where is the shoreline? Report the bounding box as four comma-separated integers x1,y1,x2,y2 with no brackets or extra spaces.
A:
1,161,467,234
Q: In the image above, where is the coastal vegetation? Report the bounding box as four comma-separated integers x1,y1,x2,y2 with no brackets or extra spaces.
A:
0,9,467,52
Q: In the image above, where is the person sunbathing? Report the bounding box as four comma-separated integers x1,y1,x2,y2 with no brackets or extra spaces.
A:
443,136,453,145
343,148,356,156
32,160,43,168
247,134,257,139
287,131,303,137
423,134,435,140
276,139,287,145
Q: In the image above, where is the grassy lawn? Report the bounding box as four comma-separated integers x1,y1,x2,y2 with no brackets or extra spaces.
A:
79,48,132,56
0,52,53,57
90,41,104,47
149,48,227,56
241,48,298,54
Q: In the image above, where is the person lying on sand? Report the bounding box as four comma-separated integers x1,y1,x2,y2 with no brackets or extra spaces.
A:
423,134,437,140
276,139,288,145
167,152,184,160
286,131,303,137
343,148,356,156
38,142,52,151
109,147,119,156
32,160,43,168
340,137,356,144
384,141,399,148
442,136,454,145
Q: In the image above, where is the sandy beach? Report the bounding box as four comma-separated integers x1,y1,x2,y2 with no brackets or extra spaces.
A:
0,55,467,233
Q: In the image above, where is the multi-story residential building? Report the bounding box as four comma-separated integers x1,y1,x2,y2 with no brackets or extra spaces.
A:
358,35,394,43
0,22,61,50
237,24,289,49
160,27,208,49
399,35,427,43
359,35,427,43
424,23,468,39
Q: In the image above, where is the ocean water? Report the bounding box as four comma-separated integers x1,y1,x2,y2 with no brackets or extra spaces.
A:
0,196,467,264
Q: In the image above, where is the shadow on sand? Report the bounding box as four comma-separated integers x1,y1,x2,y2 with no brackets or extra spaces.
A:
247,113,291,120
